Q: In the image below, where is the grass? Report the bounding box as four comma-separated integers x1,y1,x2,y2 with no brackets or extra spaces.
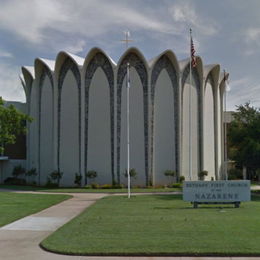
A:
0,184,181,193
0,192,71,227
41,194,260,256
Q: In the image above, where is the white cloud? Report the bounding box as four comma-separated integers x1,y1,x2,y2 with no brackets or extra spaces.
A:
0,0,174,47
62,40,87,54
242,27,260,55
227,77,260,110
169,1,219,36
0,49,13,58
0,62,25,102
0,0,67,43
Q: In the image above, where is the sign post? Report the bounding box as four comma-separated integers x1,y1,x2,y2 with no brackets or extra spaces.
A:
183,180,251,208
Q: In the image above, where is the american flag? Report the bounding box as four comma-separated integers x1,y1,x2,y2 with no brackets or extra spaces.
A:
190,29,197,68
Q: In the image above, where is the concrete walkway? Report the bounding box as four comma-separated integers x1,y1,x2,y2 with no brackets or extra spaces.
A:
0,191,260,260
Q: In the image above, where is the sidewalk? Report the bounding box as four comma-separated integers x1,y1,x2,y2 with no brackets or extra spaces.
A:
0,191,260,260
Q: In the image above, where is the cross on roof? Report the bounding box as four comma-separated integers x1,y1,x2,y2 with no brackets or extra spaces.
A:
121,31,133,49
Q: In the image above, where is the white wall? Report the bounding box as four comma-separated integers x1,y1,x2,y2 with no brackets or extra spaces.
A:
203,82,215,180
120,68,145,186
60,70,79,186
40,76,54,185
0,159,26,183
87,68,111,184
29,82,38,173
153,69,176,185
182,77,199,180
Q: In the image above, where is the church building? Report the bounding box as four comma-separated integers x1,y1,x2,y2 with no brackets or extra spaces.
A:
17,47,228,186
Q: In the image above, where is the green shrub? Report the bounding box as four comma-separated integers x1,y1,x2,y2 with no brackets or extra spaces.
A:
26,168,37,177
164,170,176,177
86,170,97,179
4,177,26,185
91,183,99,189
179,176,185,183
12,165,26,178
198,170,208,180
112,183,124,189
228,168,243,180
45,177,58,188
171,183,182,188
100,184,113,189
123,168,138,179
49,170,63,186
26,168,37,185
74,173,82,186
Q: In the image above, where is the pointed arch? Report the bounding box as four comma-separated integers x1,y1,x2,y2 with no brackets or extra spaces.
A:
84,49,115,184
150,51,179,184
181,58,203,179
117,48,148,185
56,55,81,176
35,58,54,184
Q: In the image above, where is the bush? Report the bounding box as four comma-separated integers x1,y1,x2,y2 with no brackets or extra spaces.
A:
91,183,99,189
45,177,58,188
49,170,63,186
26,168,37,177
86,170,97,179
164,170,176,177
12,165,26,178
124,168,138,179
179,176,185,183
171,183,182,188
26,168,37,185
74,173,82,186
198,170,208,180
4,177,26,185
100,184,113,189
228,168,243,180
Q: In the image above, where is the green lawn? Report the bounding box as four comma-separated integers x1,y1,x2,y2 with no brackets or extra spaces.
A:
0,184,181,193
41,194,260,256
0,192,71,227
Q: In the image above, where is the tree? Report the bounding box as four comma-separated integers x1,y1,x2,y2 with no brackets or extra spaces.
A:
0,97,32,154
228,102,260,179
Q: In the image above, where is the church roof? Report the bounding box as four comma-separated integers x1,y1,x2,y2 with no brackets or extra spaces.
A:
22,66,35,79
64,52,85,66
37,58,56,71
21,48,228,93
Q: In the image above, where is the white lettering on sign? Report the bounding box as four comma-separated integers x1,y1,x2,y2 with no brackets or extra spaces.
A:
183,180,251,202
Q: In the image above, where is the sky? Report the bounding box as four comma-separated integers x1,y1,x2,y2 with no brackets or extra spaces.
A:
0,0,260,111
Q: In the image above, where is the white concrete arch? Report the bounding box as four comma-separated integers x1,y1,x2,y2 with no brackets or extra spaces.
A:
55,52,83,186
150,50,180,185
218,71,229,179
83,48,116,185
83,47,116,72
34,58,55,185
149,49,180,72
203,65,220,180
117,47,149,70
21,66,34,102
180,57,203,180
116,47,149,186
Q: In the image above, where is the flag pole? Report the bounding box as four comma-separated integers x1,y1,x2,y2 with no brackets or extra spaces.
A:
127,62,130,198
121,31,133,198
189,28,193,181
223,70,228,180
